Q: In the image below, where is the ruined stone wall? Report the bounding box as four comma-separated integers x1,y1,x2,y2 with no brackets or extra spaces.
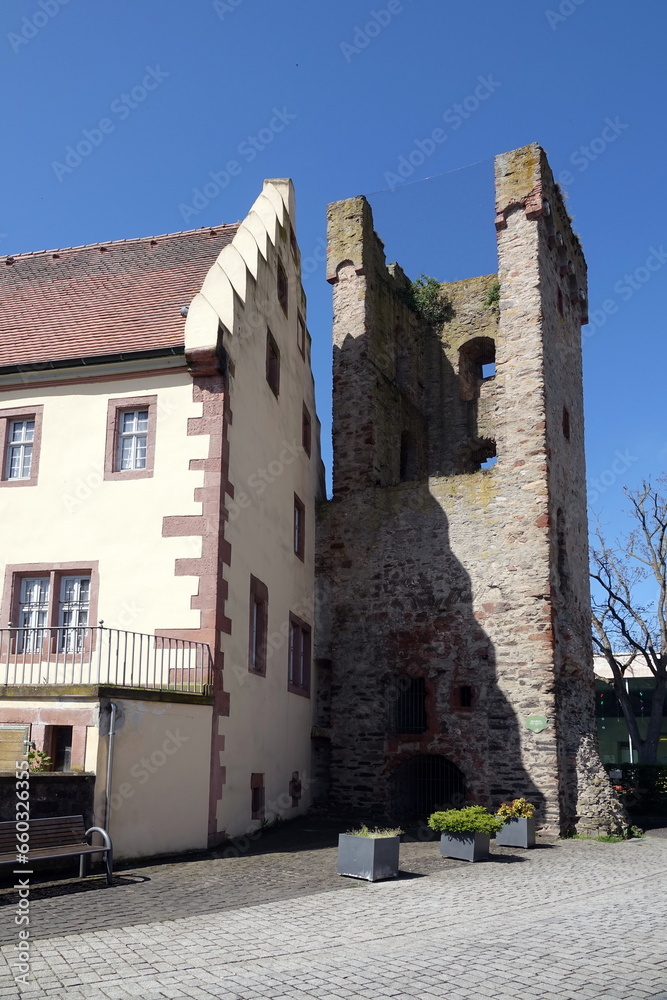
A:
318,144,623,834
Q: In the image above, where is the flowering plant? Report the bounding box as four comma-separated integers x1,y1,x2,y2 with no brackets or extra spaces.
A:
496,797,535,820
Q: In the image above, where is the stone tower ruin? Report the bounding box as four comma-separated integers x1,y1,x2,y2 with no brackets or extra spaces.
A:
316,143,623,834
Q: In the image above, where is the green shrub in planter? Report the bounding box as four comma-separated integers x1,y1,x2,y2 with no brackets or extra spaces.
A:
427,806,504,836
428,806,503,862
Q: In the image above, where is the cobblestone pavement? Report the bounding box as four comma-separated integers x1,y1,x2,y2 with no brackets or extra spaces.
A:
0,826,666,999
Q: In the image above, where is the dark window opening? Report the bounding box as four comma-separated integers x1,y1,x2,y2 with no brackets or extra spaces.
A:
52,726,73,772
288,614,311,696
266,329,280,396
297,314,306,358
466,439,496,472
289,771,302,807
391,754,467,821
248,576,268,675
459,337,496,400
562,406,570,440
302,404,312,457
277,260,288,314
557,286,564,316
251,774,265,820
399,432,418,482
459,685,473,709
394,676,427,734
294,494,305,560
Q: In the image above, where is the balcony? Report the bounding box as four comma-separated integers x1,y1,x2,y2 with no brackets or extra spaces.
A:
0,624,213,695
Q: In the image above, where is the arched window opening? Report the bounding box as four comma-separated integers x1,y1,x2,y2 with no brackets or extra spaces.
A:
391,755,467,820
459,337,496,400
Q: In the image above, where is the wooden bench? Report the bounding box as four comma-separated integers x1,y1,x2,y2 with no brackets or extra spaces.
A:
0,815,113,886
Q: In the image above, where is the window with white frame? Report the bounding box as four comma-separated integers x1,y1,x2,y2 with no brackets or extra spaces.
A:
58,576,90,652
117,409,149,471
17,577,50,653
5,419,35,480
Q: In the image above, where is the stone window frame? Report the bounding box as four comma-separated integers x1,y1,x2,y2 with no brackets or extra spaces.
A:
1,561,100,656
104,395,157,481
0,405,44,489
248,575,268,677
288,612,311,698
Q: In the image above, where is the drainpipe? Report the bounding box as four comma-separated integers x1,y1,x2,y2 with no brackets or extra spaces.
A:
104,702,117,833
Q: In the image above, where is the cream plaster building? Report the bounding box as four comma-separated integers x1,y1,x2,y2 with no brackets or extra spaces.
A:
0,179,324,859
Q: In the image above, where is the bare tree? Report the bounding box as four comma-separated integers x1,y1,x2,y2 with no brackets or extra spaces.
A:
591,478,667,764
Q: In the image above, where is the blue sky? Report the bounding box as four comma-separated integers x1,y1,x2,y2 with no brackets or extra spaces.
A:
1,0,665,546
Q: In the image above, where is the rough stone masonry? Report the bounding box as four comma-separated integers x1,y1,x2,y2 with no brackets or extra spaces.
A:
316,142,624,835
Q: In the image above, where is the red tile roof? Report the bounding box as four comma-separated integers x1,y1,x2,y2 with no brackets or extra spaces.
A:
0,224,239,368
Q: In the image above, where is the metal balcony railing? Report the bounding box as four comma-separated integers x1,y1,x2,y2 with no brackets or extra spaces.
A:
0,624,213,695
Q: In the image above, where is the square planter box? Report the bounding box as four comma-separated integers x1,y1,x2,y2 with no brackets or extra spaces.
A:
495,817,536,849
337,834,400,881
440,831,490,862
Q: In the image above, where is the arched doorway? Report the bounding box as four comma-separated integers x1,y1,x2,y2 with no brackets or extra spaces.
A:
391,754,466,821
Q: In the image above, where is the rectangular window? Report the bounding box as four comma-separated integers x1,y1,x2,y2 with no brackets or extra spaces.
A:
266,330,280,397
297,314,306,358
288,613,311,696
0,406,44,488
294,495,305,561
302,404,312,457
248,576,268,675
277,259,288,315
6,420,34,479
117,409,149,470
58,575,90,652
251,773,265,820
17,577,50,653
4,563,99,655
104,396,157,480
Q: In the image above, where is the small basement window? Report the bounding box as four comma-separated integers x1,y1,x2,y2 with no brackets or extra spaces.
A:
459,685,473,709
